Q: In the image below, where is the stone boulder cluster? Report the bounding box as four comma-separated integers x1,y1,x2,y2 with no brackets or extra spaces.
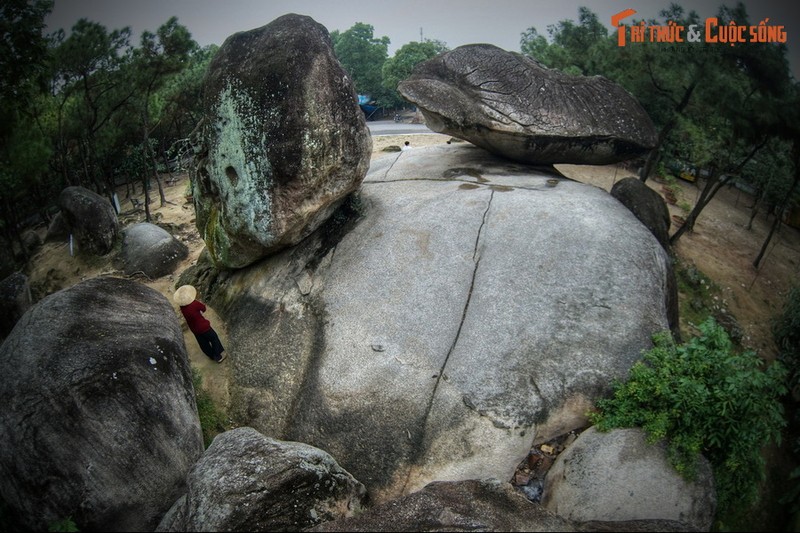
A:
0,13,712,533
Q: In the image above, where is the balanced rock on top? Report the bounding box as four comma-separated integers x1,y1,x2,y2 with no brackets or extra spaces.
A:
398,44,657,165
192,13,372,269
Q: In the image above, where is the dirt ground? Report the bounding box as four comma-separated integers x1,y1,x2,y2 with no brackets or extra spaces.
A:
23,133,799,421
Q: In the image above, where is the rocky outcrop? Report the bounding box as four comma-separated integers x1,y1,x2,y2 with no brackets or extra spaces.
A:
58,186,119,255
158,427,366,532
0,277,203,532
309,479,575,532
0,272,31,338
611,177,671,251
309,478,698,532
192,13,372,269
193,143,673,504
120,222,189,278
542,427,716,531
398,44,657,165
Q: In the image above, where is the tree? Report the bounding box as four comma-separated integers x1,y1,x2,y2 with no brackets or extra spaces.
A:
128,16,197,221
331,23,389,101
381,39,448,107
605,5,707,183
0,0,53,104
752,150,799,269
739,139,794,231
520,6,609,75
669,4,792,245
155,44,218,145
49,19,134,196
0,0,54,261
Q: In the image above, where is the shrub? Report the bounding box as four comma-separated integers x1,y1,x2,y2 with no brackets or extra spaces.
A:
589,318,787,516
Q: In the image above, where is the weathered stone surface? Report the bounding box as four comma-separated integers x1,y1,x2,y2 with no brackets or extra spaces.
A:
309,478,698,532
0,272,31,338
398,44,657,165
610,177,671,251
193,144,673,504
542,427,716,531
309,479,575,532
0,277,203,532
610,177,681,341
192,13,371,269
58,186,119,255
120,222,189,278
157,427,366,532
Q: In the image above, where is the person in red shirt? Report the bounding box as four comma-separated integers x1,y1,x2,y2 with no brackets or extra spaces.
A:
174,285,226,363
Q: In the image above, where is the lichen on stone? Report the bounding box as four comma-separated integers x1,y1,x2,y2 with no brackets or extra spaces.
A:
209,83,274,242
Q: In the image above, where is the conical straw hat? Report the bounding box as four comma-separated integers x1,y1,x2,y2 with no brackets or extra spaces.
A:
174,285,197,306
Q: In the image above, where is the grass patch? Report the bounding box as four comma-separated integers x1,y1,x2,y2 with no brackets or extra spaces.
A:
192,367,229,448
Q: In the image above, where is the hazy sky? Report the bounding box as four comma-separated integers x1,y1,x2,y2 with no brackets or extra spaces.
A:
46,0,799,75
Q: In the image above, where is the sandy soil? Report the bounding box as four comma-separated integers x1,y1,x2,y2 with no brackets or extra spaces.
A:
23,135,799,412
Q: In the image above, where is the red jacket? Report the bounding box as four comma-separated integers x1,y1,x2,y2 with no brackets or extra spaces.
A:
180,300,211,334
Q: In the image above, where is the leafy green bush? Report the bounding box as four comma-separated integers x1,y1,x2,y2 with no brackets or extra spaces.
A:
589,318,787,516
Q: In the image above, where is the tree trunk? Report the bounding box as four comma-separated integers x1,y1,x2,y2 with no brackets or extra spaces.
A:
142,174,151,223
754,171,799,269
746,192,762,230
146,142,167,207
639,121,675,183
670,140,767,245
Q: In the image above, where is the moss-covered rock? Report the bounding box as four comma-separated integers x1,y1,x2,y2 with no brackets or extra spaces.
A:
193,14,371,269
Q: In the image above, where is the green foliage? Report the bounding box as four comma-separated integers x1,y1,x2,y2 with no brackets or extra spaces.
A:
520,6,609,74
332,22,389,99
381,39,448,107
589,318,787,516
192,368,228,448
0,0,53,104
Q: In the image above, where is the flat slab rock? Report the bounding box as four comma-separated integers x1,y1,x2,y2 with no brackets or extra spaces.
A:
217,144,672,505
398,44,657,165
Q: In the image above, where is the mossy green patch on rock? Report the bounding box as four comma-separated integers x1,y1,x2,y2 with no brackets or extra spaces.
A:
191,14,371,269
209,84,274,239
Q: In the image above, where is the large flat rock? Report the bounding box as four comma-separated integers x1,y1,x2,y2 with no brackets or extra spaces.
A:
210,144,672,503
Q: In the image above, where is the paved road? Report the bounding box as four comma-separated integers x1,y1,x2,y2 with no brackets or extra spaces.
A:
366,120,436,136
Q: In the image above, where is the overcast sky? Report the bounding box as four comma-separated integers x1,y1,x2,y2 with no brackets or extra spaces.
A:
45,0,799,76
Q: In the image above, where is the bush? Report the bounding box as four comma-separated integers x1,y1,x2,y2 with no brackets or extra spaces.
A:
589,318,787,516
